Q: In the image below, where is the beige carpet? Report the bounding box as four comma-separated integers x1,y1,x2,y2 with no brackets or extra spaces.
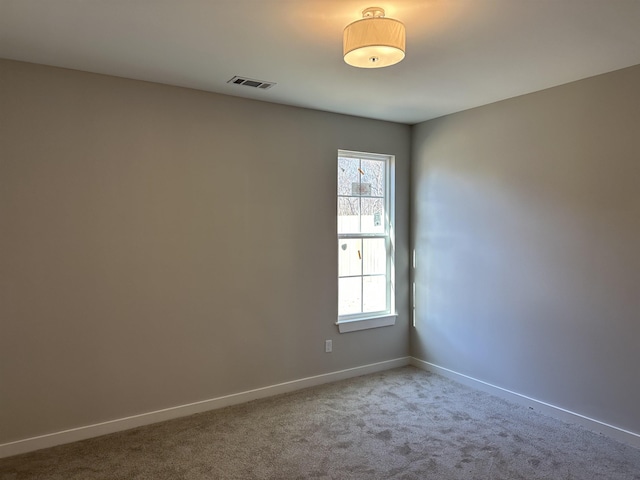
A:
1,366,640,479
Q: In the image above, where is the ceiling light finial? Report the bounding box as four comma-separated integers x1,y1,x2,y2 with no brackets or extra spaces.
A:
343,6,406,69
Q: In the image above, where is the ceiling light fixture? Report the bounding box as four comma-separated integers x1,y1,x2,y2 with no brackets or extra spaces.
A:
343,7,405,69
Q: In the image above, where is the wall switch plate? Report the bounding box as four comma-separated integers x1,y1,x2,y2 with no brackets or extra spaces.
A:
325,340,332,353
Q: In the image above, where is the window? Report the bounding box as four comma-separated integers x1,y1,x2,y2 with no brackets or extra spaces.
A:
337,150,396,333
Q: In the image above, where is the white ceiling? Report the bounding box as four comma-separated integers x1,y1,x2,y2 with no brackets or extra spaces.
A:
1,0,640,124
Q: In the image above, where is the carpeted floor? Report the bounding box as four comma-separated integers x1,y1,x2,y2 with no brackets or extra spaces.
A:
1,366,640,479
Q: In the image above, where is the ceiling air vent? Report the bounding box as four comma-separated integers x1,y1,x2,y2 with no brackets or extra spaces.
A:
227,76,276,90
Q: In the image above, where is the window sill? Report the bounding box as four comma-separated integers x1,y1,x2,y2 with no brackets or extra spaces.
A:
336,314,397,333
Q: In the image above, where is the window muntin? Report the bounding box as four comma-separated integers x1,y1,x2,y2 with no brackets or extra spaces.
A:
338,151,392,321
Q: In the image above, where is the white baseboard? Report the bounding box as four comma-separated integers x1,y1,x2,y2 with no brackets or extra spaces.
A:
410,357,640,450
0,356,410,459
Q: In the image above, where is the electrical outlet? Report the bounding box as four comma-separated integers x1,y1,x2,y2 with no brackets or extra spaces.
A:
325,340,332,353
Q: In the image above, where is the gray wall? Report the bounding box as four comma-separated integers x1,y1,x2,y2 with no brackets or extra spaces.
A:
0,59,411,444
411,64,640,434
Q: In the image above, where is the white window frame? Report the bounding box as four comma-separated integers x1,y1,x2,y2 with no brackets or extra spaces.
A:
336,150,396,333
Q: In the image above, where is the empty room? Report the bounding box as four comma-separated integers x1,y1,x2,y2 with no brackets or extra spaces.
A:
1,1,640,478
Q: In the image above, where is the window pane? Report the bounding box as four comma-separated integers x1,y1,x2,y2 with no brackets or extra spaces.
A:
361,159,385,197
338,197,360,234
339,277,362,315
361,197,384,233
338,239,362,277
338,150,392,321
338,157,360,196
362,238,386,275
363,275,386,313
